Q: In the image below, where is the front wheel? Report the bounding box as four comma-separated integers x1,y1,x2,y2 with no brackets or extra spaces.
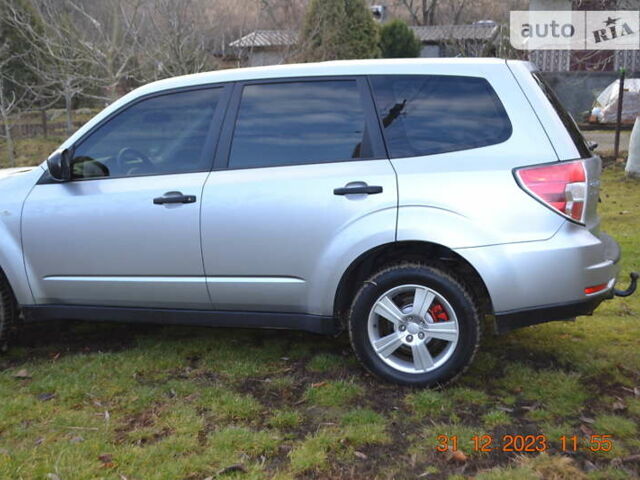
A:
348,263,480,387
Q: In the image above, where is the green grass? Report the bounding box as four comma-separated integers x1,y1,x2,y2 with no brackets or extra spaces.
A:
288,409,389,474
268,410,303,429
449,387,491,407
629,397,640,417
0,165,638,478
498,363,588,419
592,414,638,439
288,430,334,474
476,454,587,480
482,409,511,429
197,387,263,422
306,353,344,373
339,408,390,446
303,379,363,408
405,389,452,417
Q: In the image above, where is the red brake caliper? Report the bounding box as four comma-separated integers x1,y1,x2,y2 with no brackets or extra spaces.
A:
428,303,449,322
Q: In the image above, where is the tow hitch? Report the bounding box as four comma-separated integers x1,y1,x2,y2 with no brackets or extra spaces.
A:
614,272,639,297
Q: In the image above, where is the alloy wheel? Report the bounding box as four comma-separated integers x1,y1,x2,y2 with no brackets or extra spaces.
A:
367,284,459,374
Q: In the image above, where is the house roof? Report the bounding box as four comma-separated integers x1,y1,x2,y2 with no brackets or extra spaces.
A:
229,30,297,48
229,23,499,49
412,23,499,42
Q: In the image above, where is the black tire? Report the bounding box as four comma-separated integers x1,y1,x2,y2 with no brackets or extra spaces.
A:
0,271,18,353
348,263,480,387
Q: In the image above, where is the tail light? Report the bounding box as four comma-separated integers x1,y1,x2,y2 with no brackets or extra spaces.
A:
515,160,587,224
584,283,608,295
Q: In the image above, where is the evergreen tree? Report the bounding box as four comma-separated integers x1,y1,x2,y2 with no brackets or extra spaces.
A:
343,0,380,60
380,19,422,58
0,0,42,90
300,0,379,62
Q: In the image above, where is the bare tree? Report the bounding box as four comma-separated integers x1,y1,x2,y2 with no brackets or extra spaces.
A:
258,0,306,30
4,0,93,135
4,0,145,136
0,45,19,167
440,0,467,24
66,0,144,100
392,0,439,25
0,81,18,167
390,0,527,26
0,43,38,167
139,0,213,79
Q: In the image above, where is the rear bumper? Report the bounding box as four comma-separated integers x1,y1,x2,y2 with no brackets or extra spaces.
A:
494,268,638,334
456,223,623,333
493,294,609,334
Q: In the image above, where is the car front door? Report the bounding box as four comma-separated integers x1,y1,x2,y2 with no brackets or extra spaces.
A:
200,78,397,315
22,86,229,309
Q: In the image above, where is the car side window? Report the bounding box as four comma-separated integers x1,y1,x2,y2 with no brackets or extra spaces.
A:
71,88,222,179
370,75,512,158
228,80,372,169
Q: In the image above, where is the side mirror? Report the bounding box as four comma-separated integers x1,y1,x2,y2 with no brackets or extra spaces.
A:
47,149,72,181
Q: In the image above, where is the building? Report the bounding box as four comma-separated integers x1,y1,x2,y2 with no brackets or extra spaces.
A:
412,23,499,58
229,23,500,67
228,30,297,67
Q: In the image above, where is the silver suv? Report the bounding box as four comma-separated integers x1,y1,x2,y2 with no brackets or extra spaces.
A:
0,59,636,386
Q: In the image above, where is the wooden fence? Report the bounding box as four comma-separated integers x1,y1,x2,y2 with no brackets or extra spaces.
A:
10,120,84,139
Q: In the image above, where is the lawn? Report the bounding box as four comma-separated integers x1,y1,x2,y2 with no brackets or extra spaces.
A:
0,165,638,479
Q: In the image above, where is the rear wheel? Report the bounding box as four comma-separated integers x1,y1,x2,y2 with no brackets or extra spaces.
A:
348,263,480,387
0,272,18,352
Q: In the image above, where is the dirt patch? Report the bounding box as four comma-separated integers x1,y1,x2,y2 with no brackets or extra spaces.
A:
114,405,172,446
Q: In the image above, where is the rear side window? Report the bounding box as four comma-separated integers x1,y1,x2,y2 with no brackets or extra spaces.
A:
370,75,512,158
532,73,591,159
229,80,372,169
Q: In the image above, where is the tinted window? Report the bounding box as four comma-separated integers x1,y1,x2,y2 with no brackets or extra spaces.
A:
72,88,221,179
370,75,512,158
229,81,371,169
532,73,591,159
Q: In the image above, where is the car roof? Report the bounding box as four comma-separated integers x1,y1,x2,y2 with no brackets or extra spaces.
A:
136,58,511,96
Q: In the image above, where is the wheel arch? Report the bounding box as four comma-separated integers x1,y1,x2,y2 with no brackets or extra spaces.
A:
0,228,33,306
0,263,20,331
333,241,494,325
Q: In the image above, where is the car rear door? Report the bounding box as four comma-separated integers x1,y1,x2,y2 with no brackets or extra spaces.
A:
200,77,397,315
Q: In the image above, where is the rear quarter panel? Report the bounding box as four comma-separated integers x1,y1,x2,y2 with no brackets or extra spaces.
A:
393,62,564,247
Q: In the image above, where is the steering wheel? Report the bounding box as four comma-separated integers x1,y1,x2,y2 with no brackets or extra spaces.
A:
116,147,155,176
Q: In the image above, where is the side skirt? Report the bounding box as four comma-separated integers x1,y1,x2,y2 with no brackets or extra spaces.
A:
22,305,340,335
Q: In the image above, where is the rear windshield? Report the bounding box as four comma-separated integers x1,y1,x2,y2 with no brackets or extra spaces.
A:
532,73,591,158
